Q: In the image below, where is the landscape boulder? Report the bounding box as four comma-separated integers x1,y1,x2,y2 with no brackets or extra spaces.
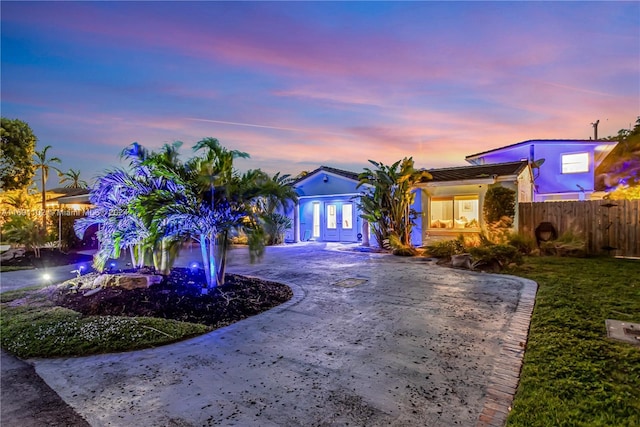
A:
451,253,473,269
90,273,163,290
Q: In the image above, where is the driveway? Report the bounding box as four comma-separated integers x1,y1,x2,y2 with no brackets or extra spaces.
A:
21,243,534,426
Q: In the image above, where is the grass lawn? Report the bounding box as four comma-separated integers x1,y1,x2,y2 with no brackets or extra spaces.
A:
504,256,640,427
0,265,34,273
0,286,211,358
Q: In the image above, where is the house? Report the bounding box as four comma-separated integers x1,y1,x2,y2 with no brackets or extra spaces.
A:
48,187,91,209
46,188,96,249
412,161,533,245
465,139,617,201
285,166,369,244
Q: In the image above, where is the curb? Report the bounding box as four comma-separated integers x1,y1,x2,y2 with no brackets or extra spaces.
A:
477,277,538,427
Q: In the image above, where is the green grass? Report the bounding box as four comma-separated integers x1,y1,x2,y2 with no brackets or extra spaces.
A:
0,265,34,273
0,285,46,303
0,289,211,358
504,256,640,427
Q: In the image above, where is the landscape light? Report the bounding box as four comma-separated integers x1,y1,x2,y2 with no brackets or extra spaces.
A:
190,262,199,269
42,273,51,281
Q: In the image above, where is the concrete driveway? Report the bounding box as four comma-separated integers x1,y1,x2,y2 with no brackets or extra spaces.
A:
26,243,535,426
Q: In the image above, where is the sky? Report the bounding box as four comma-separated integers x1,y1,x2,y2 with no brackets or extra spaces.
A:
1,1,639,187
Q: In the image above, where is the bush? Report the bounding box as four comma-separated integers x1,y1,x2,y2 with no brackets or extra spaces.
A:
263,213,292,245
485,216,514,244
425,235,466,258
508,233,537,255
469,244,523,268
540,230,586,257
389,234,417,256
483,186,516,223
1,214,45,257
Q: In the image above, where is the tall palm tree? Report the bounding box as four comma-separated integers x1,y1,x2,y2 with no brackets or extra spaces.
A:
149,138,277,288
59,168,88,189
77,142,184,272
33,145,61,232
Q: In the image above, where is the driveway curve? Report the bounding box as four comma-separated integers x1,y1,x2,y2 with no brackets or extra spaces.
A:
30,243,536,427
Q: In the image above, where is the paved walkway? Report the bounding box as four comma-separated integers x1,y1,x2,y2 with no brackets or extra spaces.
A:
1,243,536,426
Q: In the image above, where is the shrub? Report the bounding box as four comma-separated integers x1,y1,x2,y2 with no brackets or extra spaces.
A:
508,232,537,255
469,244,523,268
389,233,417,256
540,230,586,257
425,235,466,258
483,186,516,223
484,216,514,244
263,212,292,245
0,214,45,258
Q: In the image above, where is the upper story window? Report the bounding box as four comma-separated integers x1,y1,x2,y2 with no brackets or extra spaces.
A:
562,152,589,174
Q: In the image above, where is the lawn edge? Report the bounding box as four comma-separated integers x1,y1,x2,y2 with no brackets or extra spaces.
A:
476,276,538,427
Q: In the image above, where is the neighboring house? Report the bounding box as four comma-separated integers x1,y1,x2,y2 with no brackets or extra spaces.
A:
45,188,95,249
285,166,368,243
465,139,617,201
48,187,91,209
412,161,533,245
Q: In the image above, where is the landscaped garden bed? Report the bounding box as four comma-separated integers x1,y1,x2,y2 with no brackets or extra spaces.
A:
1,256,293,358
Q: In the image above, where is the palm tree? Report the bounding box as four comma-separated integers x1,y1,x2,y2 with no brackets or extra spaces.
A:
80,139,275,286
75,168,153,270
149,138,279,288
79,142,188,272
254,172,298,245
33,145,61,232
59,168,88,189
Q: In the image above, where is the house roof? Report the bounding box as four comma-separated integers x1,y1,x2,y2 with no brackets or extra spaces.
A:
293,165,360,185
421,161,529,183
47,187,91,197
47,188,91,205
465,139,610,161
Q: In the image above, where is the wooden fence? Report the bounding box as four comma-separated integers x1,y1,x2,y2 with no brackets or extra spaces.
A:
518,200,640,258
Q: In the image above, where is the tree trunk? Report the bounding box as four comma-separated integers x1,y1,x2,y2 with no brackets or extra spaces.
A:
216,231,229,286
200,234,218,289
160,238,167,274
129,245,137,267
199,237,210,287
41,171,47,232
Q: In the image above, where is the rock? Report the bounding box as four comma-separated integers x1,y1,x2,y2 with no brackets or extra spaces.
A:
472,259,502,273
147,275,163,286
0,248,25,262
83,287,103,297
90,273,163,290
451,254,472,269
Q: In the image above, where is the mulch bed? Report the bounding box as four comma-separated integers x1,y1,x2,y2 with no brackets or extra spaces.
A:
4,249,293,328
51,269,293,328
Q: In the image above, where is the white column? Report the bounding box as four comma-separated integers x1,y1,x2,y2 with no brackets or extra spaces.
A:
362,219,370,247
294,201,300,243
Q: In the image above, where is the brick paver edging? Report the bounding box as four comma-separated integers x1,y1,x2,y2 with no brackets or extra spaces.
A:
476,277,538,427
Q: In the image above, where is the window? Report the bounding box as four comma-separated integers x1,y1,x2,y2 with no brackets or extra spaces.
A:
430,196,479,229
327,204,337,229
562,152,589,174
312,203,320,237
342,204,353,229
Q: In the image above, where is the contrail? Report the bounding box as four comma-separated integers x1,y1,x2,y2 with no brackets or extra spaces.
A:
186,117,350,136
526,79,616,98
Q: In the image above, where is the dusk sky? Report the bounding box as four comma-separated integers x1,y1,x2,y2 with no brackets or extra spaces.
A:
2,1,639,187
